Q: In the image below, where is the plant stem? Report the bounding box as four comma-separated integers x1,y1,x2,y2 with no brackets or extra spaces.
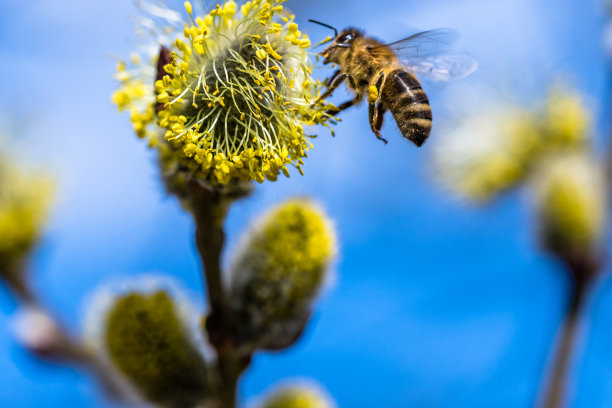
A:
1,270,136,403
190,183,229,319
540,255,596,408
541,280,585,408
189,180,248,408
0,260,36,303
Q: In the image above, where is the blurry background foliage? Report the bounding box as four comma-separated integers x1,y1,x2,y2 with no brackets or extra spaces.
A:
433,88,593,203
1,0,612,407
0,152,52,297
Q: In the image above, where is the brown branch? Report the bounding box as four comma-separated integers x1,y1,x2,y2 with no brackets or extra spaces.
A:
189,181,230,317
540,254,598,408
188,179,252,408
2,279,137,403
0,260,36,304
540,280,585,408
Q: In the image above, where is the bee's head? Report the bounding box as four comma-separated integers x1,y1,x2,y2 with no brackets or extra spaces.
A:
321,28,362,64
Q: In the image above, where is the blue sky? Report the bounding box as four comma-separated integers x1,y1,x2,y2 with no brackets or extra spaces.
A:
0,0,611,406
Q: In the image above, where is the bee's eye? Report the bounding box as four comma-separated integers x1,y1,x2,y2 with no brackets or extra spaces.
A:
339,34,354,43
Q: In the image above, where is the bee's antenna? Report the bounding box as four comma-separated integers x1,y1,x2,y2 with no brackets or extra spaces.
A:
307,19,338,38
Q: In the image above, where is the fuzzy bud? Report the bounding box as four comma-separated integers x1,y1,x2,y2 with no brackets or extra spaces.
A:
228,199,336,353
433,109,539,202
102,290,209,407
533,154,606,256
433,86,591,202
0,155,52,295
540,86,590,149
258,383,335,408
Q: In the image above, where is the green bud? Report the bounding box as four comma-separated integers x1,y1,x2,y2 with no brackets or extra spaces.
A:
229,199,337,352
103,290,209,407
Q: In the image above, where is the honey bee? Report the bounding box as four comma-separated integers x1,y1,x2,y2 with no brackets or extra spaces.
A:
309,20,477,146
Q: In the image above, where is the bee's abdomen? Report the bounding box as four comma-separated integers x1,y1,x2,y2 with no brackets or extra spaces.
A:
382,69,432,146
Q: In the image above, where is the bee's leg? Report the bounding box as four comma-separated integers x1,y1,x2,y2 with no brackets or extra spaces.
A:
326,99,354,115
312,70,351,107
369,103,388,144
368,72,388,143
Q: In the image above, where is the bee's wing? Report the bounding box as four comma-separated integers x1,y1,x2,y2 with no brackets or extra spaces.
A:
368,28,478,81
404,54,478,82
367,28,459,57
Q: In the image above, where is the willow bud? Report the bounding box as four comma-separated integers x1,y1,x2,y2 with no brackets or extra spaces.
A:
102,290,209,407
534,154,606,257
228,199,337,353
258,382,335,408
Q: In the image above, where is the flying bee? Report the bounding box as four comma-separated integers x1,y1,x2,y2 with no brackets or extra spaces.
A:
309,20,477,146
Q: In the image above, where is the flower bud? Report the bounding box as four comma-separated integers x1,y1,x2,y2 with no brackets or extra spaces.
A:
540,86,590,149
0,155,52,294
258,382,335,408
101,290,209,407
533,154,606,256
433,86,591,203
433,109,538,201
228,199,336,353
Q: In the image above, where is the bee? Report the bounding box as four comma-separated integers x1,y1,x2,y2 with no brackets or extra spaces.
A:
309,20,477,146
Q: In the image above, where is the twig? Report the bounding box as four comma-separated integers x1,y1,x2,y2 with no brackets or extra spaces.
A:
540,254,598,408
0,261,36,304
188,180,230,319
4,279,137,403
188,179,252,408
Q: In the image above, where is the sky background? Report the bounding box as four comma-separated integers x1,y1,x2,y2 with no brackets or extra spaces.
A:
0,0,611,407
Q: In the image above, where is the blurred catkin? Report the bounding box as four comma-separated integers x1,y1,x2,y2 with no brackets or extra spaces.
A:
433,87,591,202
259,384,334,408
0,156,51,279
113,0,335,188
103,290,209,407
228,199,336,353
533,154,606,256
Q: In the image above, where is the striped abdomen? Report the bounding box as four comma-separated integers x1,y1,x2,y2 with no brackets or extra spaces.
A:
382,69,432,146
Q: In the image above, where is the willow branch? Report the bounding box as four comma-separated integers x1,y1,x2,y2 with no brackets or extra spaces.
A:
189,181,230,318
188,179,252,408
540,254,597,408
2,274,136,403
0,261,36,304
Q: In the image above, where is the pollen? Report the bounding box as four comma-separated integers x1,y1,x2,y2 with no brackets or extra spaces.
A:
255,48,267,60
368,85,379,104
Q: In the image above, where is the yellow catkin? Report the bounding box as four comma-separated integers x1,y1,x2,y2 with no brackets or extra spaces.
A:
535,154,605,253
0,157,52,271
229,199,336,351
113,0,336,186
433,86,593,202
260,385,333,408
104,290,209,406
